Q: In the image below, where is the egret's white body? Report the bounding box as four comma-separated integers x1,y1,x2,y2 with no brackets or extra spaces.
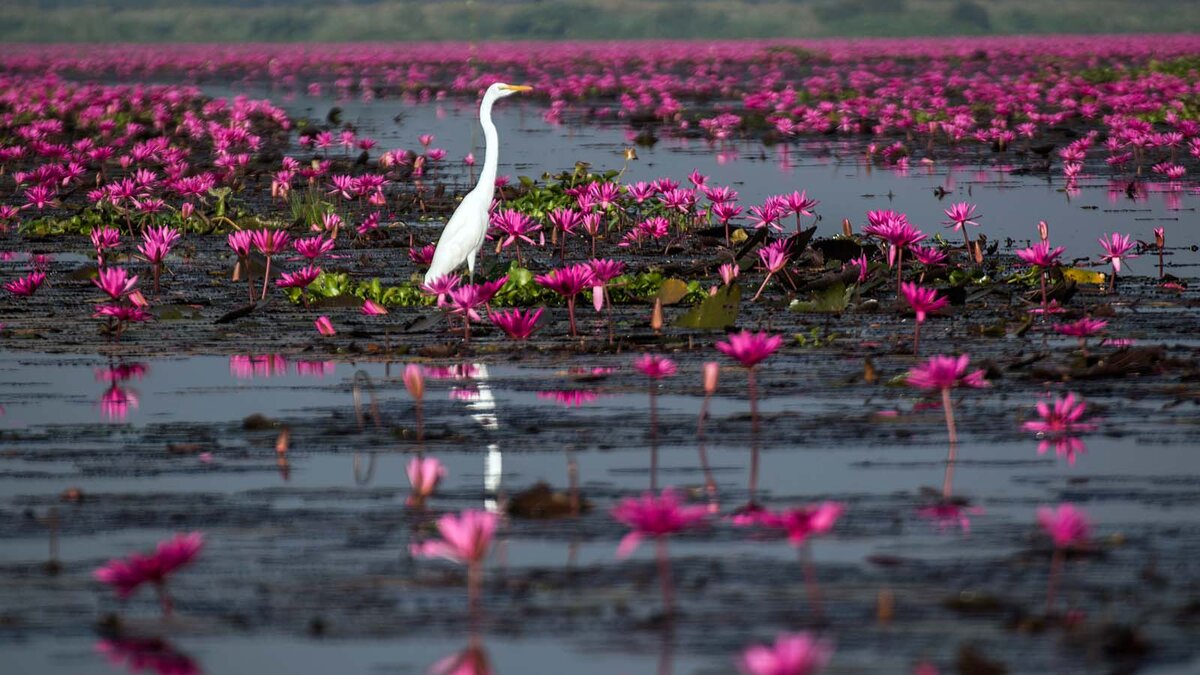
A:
424,83,531,283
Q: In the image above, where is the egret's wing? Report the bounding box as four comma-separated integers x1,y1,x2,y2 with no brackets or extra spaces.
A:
424,189,491,282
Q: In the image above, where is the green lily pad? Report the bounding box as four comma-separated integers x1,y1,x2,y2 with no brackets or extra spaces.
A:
789,281,851,314
675,284,741,329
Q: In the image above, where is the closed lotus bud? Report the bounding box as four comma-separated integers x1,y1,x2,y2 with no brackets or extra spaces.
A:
1155,227,1165,249
128,290,149,308
404,364,425,401
314,315,335,336
703,362,719,395
842,218,853,237
1038,220,1049,242
593,285,605,312
651,298,663,333
180,202,194,220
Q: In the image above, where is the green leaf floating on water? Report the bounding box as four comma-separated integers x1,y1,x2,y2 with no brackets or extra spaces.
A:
789,281,851,314
656,278,689,305
675,283,741,329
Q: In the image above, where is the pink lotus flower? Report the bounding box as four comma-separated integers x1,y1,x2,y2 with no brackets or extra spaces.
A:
137,226,180,265
909,245,947,268
489,307,543,340
315,315,335,336
444,278,507,343
906,354,988,391
942,201,980,232
251,228,292,256
633,353,676,379
536,264,594,336
227,230,252,257
738,632,833,675
720,262,740,285
1037,503,1090,549
5,270,46,296
406,456,446,506
251,229,292,299
276,265,322,289
716,330,783,369
93,304,152,324
753,240,791,300
1023,393,1096,435
361,299,388,315
1015,241,1064,268
611,488,708,558
848,254,869,284
907,354,987,446
93,266,138,300
412,509,497,565
421,273,461,303
1053,317,1107,339
93,532,204,613
1098,232,1136,290
737,502,844,546
409,244,436,267
490,208,542,264
294,235,335,261
900,282,946,324
404,364,425,401
91,226,120,263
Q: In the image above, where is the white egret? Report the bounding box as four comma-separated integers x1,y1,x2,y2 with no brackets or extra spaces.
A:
424,83,532,283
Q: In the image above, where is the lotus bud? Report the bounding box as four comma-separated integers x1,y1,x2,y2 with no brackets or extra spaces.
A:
703,361,719,395
404,364,425,401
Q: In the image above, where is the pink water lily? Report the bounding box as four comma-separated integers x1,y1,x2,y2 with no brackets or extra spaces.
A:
899,282,947,355
535,264,594,337
716,330,783,369
1098,232,1136,292
94,532,204,615
738,632,833,675
489,307,543,341
1040,503,1091,549
5,270,46,297
314,315,335,336
633,353,676,379
413,509,497,565
361,299,388,315
406,456,446,507
1023,392,1096,435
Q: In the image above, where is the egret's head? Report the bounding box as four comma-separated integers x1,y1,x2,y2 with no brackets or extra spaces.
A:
488,82,533,99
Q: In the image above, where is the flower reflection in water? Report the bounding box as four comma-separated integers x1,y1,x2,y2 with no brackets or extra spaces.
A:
450,386,481,402
426,364,478,380
295,360,336,378
428,640,492,675
918,500,983,534
228,354,287,379
96,637,202,675
95,363,149,383
536,390,600,407
100,385,139,421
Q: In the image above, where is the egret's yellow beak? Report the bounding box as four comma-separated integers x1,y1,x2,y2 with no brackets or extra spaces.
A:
501,84,533,93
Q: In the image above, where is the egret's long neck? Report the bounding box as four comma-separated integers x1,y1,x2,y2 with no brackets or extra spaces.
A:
478,95,499,195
